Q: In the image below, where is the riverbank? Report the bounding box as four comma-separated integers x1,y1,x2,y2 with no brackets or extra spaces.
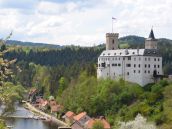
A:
24,102,69,127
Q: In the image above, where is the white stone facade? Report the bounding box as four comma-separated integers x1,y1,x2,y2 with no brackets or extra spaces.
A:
97,30,163,86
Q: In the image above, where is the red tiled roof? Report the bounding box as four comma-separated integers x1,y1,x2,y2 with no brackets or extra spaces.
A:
86,118,111,129
65,111,75,118
73,112,87,121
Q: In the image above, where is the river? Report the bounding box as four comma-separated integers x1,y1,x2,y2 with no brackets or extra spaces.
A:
4,105,59,129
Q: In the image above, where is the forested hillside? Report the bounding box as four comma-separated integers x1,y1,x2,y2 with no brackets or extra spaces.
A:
6,40,61,48
2,36,172,128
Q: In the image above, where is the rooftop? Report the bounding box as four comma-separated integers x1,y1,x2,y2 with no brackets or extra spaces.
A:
148,29,156,40
99,49,161,57
73,112,87,121
65,111,75,118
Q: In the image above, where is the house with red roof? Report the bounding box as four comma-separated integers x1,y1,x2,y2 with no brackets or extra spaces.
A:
34,98,48,111
63,111,76,124
63,111,111,129
73,112,91,126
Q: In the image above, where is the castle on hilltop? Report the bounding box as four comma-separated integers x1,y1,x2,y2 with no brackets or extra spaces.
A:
97,29,163,86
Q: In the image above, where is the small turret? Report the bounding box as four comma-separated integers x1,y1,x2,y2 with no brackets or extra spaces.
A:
145,29,158,49
106,33,119,50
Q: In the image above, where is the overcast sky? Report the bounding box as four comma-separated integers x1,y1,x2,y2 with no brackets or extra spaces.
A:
0,0,171,46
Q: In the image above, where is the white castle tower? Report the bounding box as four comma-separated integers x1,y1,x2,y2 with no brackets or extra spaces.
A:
106,33,119,50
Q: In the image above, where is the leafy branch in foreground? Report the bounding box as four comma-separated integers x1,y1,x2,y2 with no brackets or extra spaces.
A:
0,33,25,115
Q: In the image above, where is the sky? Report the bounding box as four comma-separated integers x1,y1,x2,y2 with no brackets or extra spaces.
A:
0,0,171,46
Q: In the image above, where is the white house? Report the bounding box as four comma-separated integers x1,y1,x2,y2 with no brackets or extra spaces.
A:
97,29,163,86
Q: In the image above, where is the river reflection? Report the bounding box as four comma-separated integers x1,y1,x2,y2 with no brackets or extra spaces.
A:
4,105,58,129
6,118,58,129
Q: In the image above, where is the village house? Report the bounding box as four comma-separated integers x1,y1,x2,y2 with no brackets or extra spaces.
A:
51,104,63,115
63,111,76,124
63,111,111,129
73,112,91,126
49,99,63,116
33,98,48,111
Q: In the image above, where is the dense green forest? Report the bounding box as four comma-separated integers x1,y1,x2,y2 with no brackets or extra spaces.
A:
2,36,172,128
59,72,172,129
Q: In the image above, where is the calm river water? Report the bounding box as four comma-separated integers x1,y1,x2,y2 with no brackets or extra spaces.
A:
4,106,58,129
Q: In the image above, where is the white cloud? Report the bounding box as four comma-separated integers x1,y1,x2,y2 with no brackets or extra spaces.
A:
0,0,171,46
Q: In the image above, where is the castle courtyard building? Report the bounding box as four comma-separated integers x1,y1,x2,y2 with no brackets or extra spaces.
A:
97,29,163,86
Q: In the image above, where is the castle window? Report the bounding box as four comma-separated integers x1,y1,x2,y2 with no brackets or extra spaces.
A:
128,57,131,60
139,57,141,61
134,58,136,61
101,63,105,67
158,58,160,61
134,64,136,67
112,39,114,44
145,70,147,73
112,63,117,66
120,52,122,55
138,70,140,73
154,58,156,61
148,64,150,68
108,53,110,55
118,63,121,66
126,64,131,67
103,53,105,56
119,57,120,60
115,57,117,60
112,47,114,50
114,53,116,55
148,58,150,61
127,72,129,75
145,64,147,68
138,64,141,68
145,58,147,61
132,52,135,54
154,65,156,68
148,70,150,74
123,57,125,60
134,70,136,73
158,65,160,68
112,58,114,60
